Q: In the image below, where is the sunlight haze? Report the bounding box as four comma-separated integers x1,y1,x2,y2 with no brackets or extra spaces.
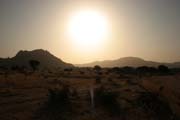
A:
0,0,180,64
66,10,110,52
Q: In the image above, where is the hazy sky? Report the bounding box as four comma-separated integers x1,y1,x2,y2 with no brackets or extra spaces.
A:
0,0,180,64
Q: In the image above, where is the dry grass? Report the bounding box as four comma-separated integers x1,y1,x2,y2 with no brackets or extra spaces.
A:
0,69,180,120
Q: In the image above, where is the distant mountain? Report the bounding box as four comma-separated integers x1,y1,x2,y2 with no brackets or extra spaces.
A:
1,51,179,69
0,49,73,69
76,57,180,68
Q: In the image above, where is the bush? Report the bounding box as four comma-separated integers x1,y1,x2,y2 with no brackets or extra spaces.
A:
111,67,121,73
29,60,40,71
46,85,72,112
64,68,73,72
120,66,136,74
137,92,174,120
94,86,121,115
136,66,150,74
35,85,72,120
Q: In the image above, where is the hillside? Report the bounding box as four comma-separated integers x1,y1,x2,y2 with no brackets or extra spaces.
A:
76,57,180,68
0,49,73,69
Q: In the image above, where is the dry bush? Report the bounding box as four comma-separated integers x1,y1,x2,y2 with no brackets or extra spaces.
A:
94,86,121,115
35,85,73,120
136,91,174,120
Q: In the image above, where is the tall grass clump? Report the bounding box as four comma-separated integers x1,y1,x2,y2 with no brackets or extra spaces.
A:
94,86,121,115
137,91,174,120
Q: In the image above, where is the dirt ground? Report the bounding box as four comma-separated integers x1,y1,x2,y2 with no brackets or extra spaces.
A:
0,68,180,120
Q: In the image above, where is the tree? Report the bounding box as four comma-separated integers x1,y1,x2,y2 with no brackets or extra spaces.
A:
93,65,102,72
158,65,169,74
136,66,151,76
111,67,120,73
29,60,40,71
120,66,135,74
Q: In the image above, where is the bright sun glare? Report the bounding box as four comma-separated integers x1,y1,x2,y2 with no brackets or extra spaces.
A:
67,10,109,49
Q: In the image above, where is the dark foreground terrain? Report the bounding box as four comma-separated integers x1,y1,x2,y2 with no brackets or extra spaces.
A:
0,67,180,120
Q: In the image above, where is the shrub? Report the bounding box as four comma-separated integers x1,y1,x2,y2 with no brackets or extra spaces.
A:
29,60,40,71
64,68,73,72
137,92,174,120
120,66,136,74
35,85,72,120
111,67,121,73
136,66,150,74
94,86,121,115
47,85,71,111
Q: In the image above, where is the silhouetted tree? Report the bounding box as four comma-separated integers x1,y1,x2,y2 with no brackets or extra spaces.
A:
158,65,169,74
148,67,158,74
93,65,102,72
29,60,40,71
120,66,135,74
136,66,149,73
136,66,150,77
136,66,159,77
111,67,120,73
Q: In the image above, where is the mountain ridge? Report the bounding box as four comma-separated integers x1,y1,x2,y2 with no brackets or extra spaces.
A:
0,49,73,69
0,50,180,69
76,57,180,68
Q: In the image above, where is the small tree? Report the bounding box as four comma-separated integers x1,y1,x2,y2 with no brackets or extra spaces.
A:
158,65,169,74
93,65,101,72
121,66,135,74
111,67,120,73
29,60,40,71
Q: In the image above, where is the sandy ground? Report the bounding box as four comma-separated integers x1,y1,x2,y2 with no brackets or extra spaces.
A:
0,69,180,120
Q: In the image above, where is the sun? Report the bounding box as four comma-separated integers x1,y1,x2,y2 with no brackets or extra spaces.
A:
67,10,109,50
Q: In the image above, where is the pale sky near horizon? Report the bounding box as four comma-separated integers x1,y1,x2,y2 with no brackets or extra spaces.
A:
0,0,180,64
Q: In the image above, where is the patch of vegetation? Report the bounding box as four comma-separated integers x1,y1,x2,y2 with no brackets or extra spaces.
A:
35,85,73,120
64,68,73,72
136,92,174,120
94,86,121,115
47,86,70,108
93,65,102,75
158,65,171,75
29,60,40,71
